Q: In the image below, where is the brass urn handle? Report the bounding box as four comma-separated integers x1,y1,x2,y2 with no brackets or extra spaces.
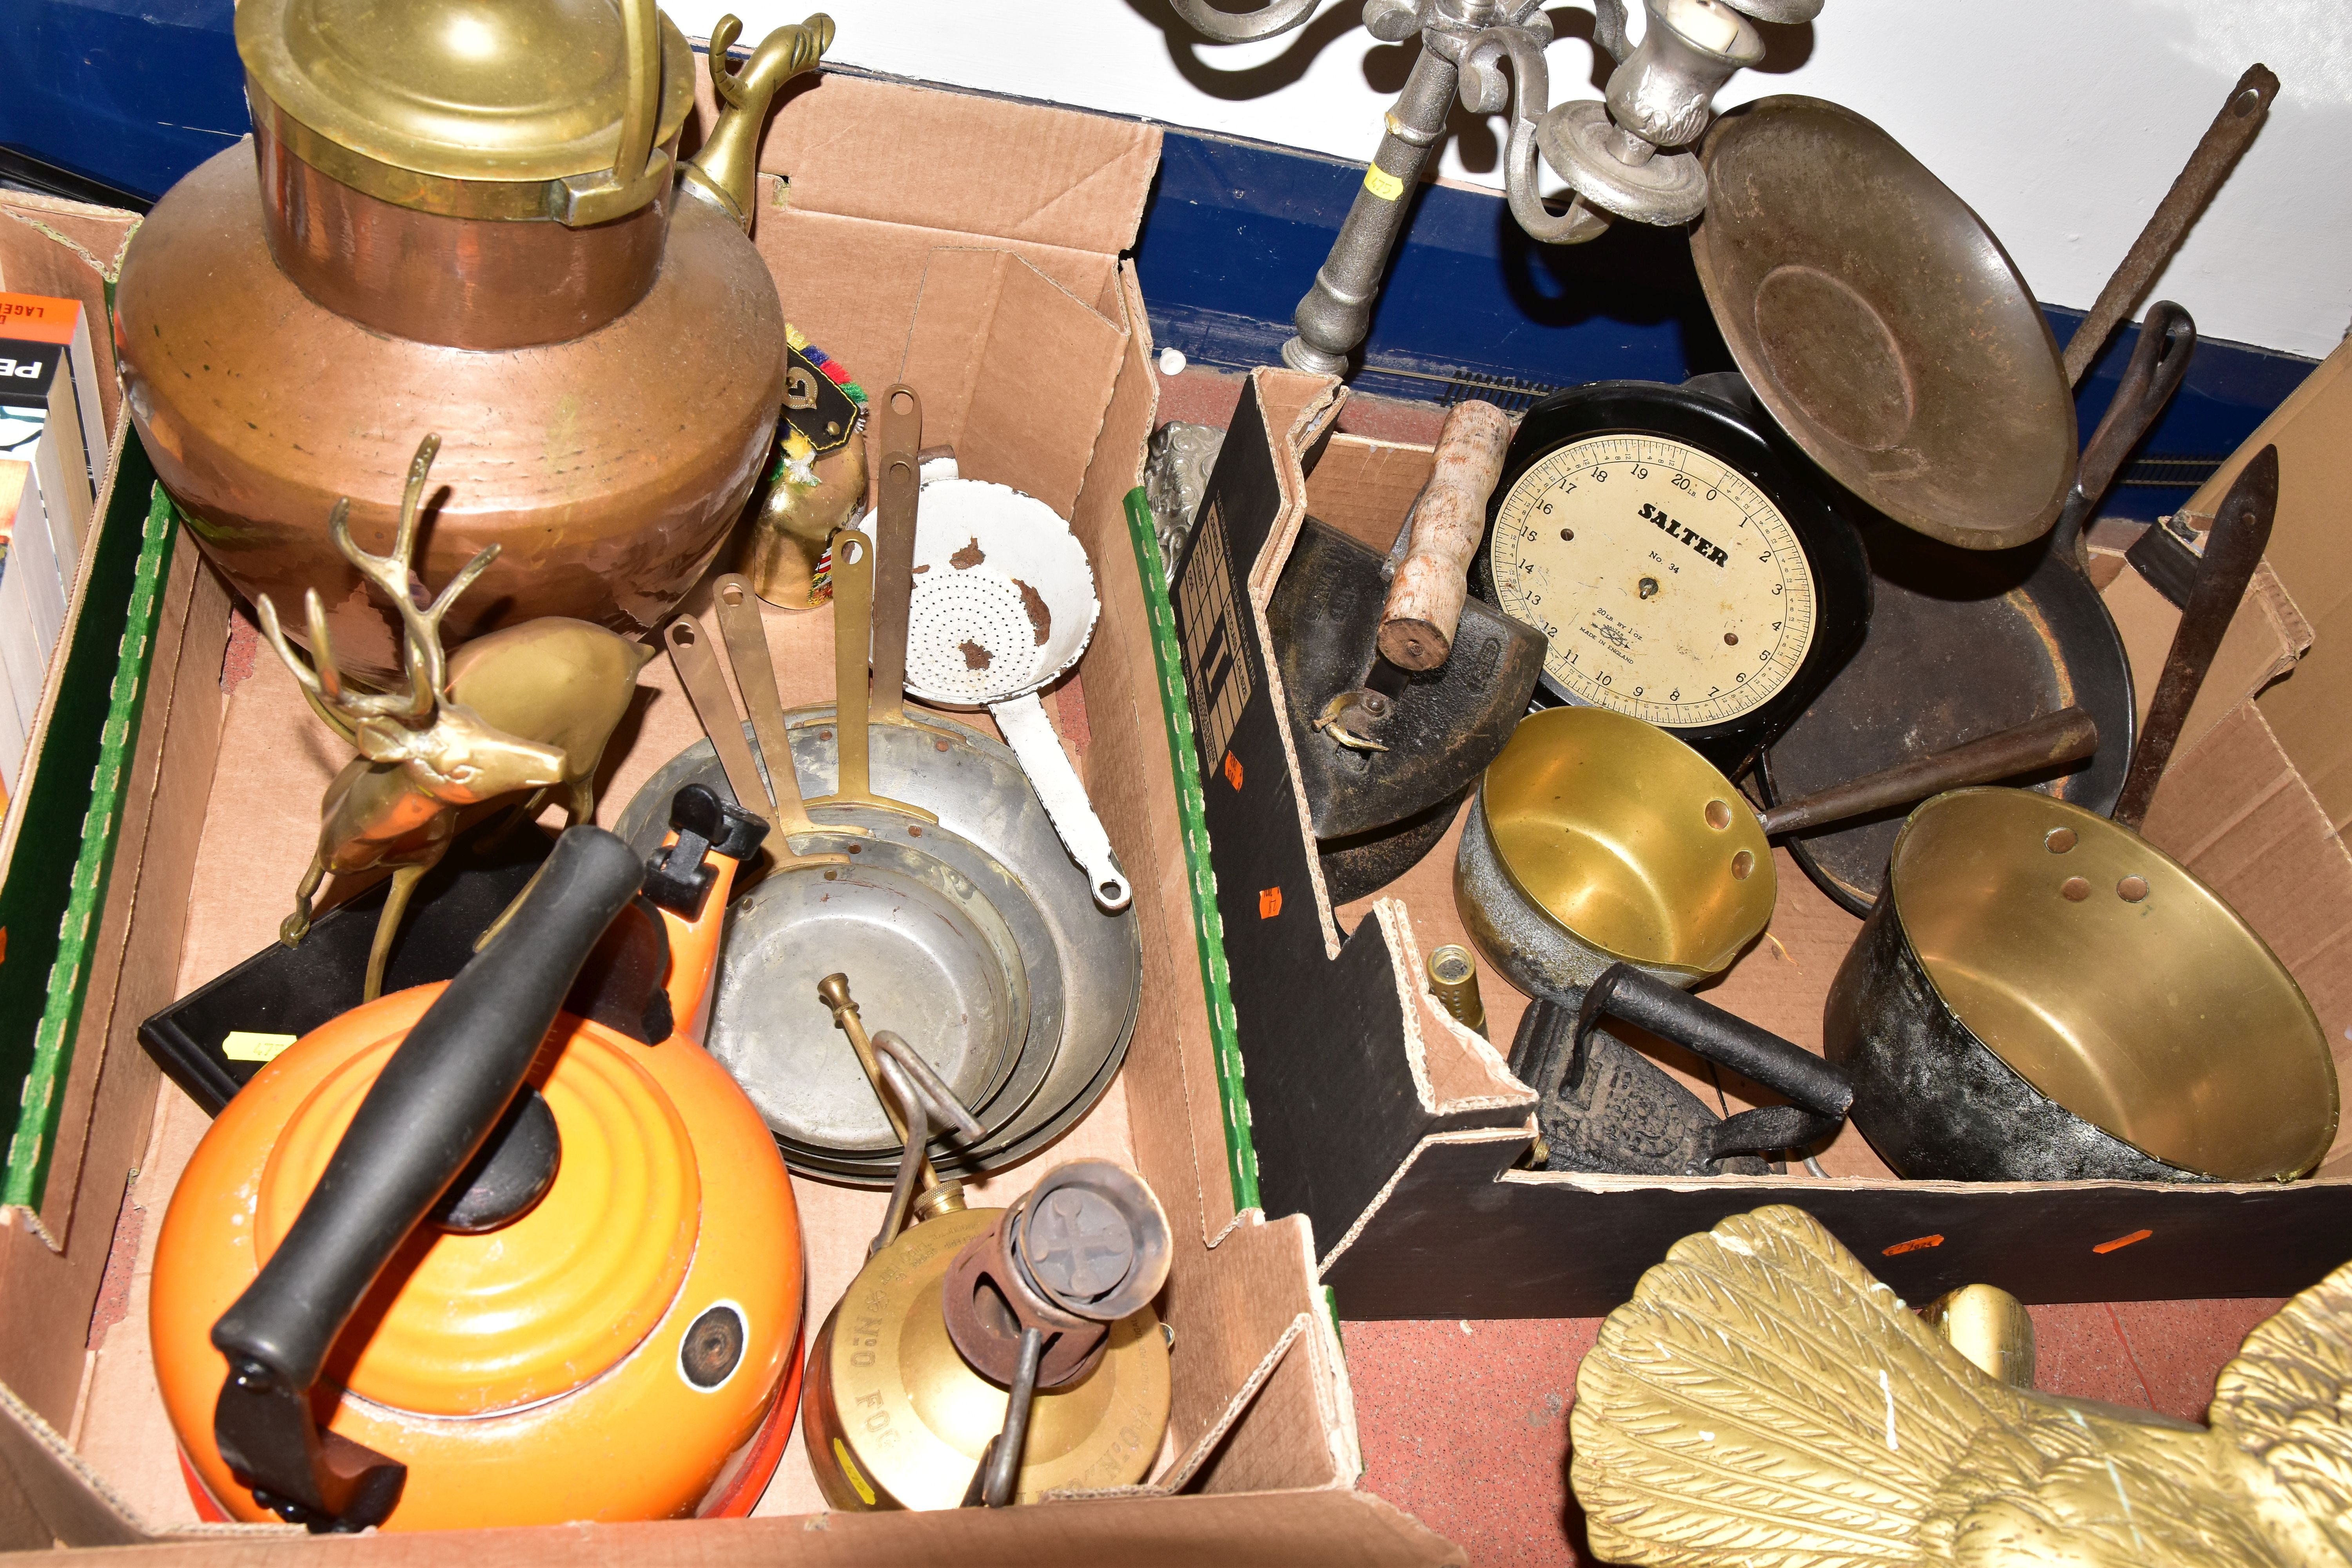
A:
680,13,835,231
561,0,676,226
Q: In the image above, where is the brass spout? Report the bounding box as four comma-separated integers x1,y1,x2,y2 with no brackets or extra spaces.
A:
679,13,833,231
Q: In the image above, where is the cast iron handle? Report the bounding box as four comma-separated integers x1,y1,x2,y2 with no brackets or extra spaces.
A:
2079,301,2197,508
211,827,646,1530
1573,964,1853,1162
2061,67,2274,388
2051,301,2196,564
2112,443,2278,831
1754,707,2099,838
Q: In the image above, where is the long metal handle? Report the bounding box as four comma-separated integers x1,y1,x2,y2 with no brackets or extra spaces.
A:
1754,708,2100,838
2062,65,2277,388
2112,445,2278,830
808,528,936,819
873,1057,932,1256
613,0,661,190
710,573,854,845
984,1327,1045,1507
2079,303,2198,515
817,975,980,1198
832,531,873,801
993,693,1130,911
2049,301,2196,568
1573,964,1852,1161
557,0,674,225
871,385,923,727
665,616,778,824
875,1030,984,1143
869,1035,985,1255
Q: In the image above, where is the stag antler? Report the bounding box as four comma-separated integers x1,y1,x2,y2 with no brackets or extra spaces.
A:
256,434,501,730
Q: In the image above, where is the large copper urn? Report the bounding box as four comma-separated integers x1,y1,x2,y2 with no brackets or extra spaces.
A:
114,0,827,679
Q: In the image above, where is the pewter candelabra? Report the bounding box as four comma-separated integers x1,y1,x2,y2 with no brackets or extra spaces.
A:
1171,0,1819,374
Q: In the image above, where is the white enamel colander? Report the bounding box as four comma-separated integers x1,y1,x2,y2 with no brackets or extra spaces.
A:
902,477,1129,911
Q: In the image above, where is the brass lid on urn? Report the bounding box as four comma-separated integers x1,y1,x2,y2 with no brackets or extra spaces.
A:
237,0,697,225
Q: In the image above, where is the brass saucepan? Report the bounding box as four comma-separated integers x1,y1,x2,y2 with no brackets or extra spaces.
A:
1824,789,2337,1182
1456,704,2099,1005
1456,704,2096,1174
1560,788,2337,1182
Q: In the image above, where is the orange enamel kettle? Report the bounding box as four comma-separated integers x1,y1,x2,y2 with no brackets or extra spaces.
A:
151,791,800,1531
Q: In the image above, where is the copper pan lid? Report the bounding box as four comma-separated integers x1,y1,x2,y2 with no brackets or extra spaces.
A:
238,0,696,225
1691,96,2077,551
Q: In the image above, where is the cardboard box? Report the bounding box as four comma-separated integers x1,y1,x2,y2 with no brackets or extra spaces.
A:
2172,337,2352,837
0,73,1461,1564
1172,366,2352,1322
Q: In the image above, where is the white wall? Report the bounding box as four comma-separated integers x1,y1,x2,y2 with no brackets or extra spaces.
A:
682,0,2352,359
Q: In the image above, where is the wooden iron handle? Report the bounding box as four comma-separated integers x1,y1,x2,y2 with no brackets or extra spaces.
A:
1377,400,1512,671
1755,707,2100,838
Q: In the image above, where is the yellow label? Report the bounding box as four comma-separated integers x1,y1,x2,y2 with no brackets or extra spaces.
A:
1362,165,1405,202
221,1031,298,1063
832,1439,877,1506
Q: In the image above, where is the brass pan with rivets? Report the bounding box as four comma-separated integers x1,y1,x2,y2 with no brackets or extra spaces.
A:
1455,704,2098,1176
1823,788,2335,1182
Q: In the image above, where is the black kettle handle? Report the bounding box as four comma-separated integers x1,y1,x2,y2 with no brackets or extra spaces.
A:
210,826,646,1530
1573,965,1855,1163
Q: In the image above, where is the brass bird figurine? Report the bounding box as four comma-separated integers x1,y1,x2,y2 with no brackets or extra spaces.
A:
1571,1205,2352,1567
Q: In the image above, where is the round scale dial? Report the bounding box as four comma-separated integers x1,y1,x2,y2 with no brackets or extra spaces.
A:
1490,434,1816,727
1471,379,1871,775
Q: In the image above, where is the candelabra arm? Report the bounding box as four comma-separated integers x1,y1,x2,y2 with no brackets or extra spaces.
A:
1283,42,1461,374
1169,0,1323,44
1466,27,1610,246
1592,0,1631,65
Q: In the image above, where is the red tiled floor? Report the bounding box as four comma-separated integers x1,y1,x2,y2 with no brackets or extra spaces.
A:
1347,1297,2287,1565
1344,1318,1601,1568
2102,1296,2288,1421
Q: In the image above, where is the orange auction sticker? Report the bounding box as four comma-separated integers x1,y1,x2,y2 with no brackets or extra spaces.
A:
1881,1234,1944,1257
1258,886,1281,920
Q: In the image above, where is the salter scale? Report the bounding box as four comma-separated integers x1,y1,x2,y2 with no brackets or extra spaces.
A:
1471,378,1871,775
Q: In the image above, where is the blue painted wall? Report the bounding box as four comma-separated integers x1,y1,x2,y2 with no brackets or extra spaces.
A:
0,0,247,204
1133,128,2319,521
3,15,2315,521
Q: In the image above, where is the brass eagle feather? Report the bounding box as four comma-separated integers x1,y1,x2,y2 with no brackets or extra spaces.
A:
1570,1205,2352,1567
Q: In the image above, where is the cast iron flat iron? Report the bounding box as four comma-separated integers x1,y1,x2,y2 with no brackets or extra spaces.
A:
1269,403,1545,904
1513,966,1851,1178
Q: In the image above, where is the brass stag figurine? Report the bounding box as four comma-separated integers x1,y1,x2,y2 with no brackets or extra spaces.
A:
259,434,654,1000
1571,1205,2352,1568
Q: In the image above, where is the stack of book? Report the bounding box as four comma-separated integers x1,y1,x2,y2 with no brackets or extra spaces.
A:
0,292,108,815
